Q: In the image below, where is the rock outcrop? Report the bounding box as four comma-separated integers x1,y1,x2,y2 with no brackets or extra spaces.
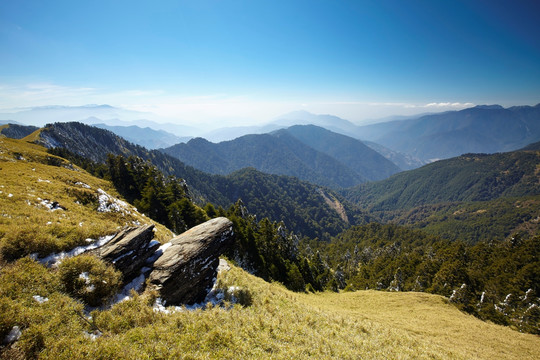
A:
92,224,158,282
148,217,234,305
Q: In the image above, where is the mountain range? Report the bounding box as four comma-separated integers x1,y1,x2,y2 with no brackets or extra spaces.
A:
343,142,540,212
94,123,190,149
1,118,539,339
3,103,540,168
32,122,366,240
354,104,540,161
161,125,400,188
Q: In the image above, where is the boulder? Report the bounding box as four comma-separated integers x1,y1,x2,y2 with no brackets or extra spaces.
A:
92,224,158,282
148,217,234,305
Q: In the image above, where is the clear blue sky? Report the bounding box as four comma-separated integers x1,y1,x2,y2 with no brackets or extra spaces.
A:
1,0,539,124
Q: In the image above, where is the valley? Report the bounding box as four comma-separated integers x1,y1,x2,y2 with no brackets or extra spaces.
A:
1,104,539,358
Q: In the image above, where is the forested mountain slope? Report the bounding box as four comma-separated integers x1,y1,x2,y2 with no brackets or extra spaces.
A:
281,125,400,180
162,131,367,188
0,123,39,139
31,122,363,239
344,148,540,212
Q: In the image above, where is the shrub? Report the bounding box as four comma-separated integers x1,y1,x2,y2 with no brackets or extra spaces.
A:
0,257,60,300
58,254,122,307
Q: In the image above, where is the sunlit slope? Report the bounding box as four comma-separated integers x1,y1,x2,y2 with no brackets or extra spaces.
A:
1,136,538,359
0,136,172,260
26,266,538,359
301,290,539,360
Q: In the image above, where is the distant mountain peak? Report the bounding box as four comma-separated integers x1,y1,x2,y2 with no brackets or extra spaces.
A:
473,104,504,110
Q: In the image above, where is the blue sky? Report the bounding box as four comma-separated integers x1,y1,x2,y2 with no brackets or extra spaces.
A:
1,0,539,125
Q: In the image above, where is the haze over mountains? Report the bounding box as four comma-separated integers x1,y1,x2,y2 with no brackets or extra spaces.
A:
355,104,540,162
2,103,540,170
161,125,400,188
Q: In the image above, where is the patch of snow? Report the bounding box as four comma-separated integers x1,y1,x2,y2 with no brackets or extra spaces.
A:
96,188,131,215
2,326,21,345
40,199,64,211
38,178,51,183
79,272,91,283
46,221,52,225
521,289,534,302
153,298,182,314
218,258,231,272
33,295,49,303
79,272,95,292
75,182,91,189
83,331,102,341
8,193,13,198
112,273,147,304
146,241,172,264
112,250,134,264
37,234,115,267
148,240,160,248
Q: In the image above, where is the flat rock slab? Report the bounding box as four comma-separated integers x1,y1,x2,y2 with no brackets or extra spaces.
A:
148,217,234,305
92,224,158,282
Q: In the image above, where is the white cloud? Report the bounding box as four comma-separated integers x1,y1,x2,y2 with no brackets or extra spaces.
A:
0,81,480,127
424,102,474,108
0,83,96,109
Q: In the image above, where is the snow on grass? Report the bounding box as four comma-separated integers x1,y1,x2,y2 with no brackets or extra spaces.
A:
97,188,131,215
2,326,21,345
40,199,65,211
35,234,115,267
75,181,91,189
112,271,149,304
33,295,49,303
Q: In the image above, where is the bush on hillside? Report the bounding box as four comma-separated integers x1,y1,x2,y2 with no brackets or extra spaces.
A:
58,254,122,307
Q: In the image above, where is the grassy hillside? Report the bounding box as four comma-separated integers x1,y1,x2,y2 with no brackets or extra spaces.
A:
1,134,539,359
2,263,538,359
303,290,539,360
0,136,172,260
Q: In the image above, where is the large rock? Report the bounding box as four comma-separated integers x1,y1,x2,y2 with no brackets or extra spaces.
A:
148,217,234,305
92,224,158,282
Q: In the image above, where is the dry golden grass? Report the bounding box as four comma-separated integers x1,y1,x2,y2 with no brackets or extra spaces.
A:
0,137,172,261
301,290,540,360
1,136,538,359
19,266,536,360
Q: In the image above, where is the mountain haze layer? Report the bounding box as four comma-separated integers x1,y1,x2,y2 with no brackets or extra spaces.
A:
162,126,400,188
355,104,540,161
32,122,364,239
94,123,189,149
283,125,401,180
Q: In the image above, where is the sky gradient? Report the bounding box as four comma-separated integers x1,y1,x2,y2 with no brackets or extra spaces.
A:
1,0,539,125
